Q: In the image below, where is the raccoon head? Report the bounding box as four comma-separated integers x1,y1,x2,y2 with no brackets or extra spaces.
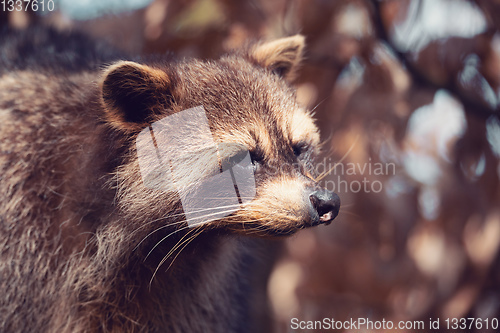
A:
100,35,340,237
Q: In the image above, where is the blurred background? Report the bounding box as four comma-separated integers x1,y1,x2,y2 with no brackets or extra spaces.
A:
2,0,500,332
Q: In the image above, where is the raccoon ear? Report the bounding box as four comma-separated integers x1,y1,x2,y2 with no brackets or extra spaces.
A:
100,61,174,131
250,35,305,81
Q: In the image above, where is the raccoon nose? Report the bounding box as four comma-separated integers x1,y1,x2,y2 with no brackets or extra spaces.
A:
309,189,340,225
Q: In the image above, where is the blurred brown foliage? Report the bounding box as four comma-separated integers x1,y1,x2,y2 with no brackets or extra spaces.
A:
5,0,500,331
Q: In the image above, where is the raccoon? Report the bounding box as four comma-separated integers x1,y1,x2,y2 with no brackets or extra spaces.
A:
0,27,340,332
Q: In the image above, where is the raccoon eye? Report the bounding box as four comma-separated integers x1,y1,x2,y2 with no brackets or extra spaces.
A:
250,150,264,166
292,141,309,157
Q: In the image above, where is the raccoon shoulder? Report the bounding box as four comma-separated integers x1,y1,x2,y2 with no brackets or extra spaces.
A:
0,26,124,74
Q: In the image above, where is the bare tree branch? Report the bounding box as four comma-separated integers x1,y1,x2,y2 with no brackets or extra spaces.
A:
368,0,499,120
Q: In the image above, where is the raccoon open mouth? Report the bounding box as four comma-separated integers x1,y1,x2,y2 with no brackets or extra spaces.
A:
215,188,340,237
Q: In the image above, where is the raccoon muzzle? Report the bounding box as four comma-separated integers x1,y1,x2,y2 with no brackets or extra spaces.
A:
308,189,340,226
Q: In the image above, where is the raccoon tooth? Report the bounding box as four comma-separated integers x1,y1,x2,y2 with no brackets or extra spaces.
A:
319,211,332,223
